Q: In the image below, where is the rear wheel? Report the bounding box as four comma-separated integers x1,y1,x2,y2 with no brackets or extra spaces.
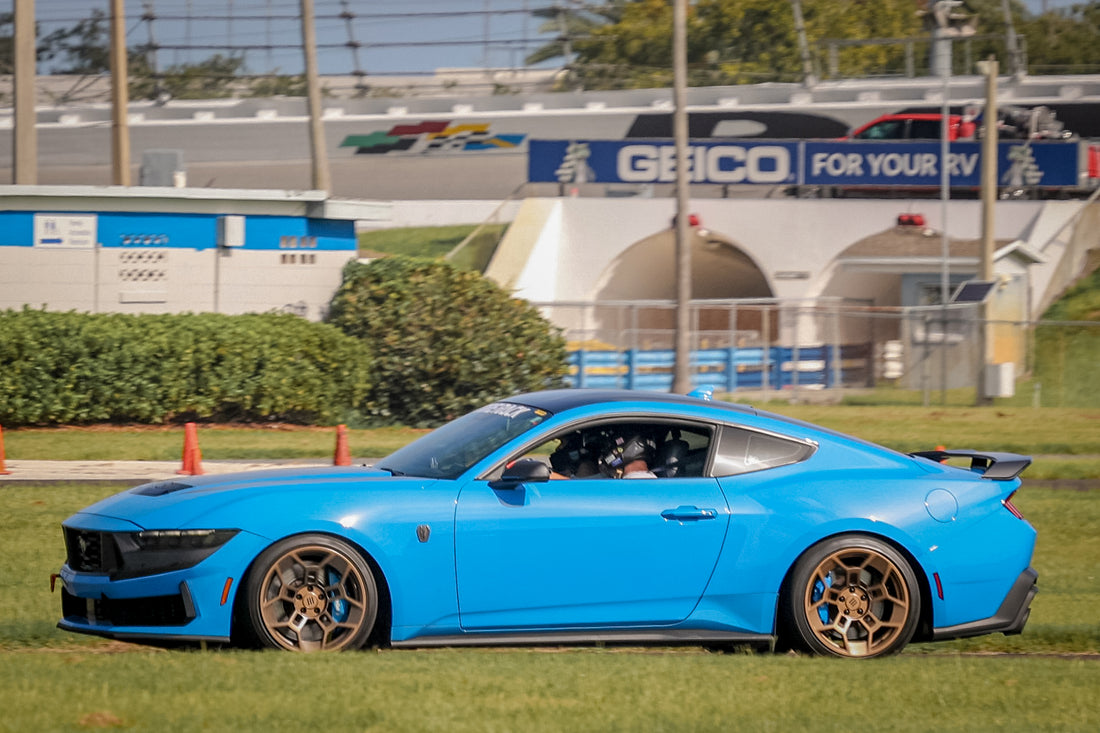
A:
783,535,920,658
245,534,378,652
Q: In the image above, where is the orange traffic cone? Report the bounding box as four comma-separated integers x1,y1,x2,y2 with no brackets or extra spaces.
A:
0,425,10,475
333,424,351,466
935,445,947,463
177,422,204,475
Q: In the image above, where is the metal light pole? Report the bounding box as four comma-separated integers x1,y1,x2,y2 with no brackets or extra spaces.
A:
790,0,816,87
936,6,952,405
301,0,331,192
13,0,37,185
671,0,693,394
977,56,999,405
110,0,132,186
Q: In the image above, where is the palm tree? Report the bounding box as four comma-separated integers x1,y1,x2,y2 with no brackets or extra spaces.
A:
525,1,627,66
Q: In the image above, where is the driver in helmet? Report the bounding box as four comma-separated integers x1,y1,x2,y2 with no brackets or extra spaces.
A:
599,434,657,479
549,432,598,479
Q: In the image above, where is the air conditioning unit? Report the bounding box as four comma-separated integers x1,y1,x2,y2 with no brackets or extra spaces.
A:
217,215,245,248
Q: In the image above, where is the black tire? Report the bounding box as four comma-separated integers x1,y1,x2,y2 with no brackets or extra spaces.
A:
245,534,378,652
782,535,921,659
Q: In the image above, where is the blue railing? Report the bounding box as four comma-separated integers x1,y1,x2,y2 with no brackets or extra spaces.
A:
566,343,871,392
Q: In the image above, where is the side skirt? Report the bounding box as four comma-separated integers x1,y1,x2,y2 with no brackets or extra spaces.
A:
391,629,772,649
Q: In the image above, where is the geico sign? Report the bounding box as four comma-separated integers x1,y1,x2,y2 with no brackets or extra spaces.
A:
617,144,791,184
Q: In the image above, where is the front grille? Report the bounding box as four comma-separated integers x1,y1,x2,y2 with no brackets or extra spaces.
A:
64,528,121,573
61,587,194,627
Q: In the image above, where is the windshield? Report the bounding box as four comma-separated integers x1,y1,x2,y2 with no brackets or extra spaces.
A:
376,401,552,479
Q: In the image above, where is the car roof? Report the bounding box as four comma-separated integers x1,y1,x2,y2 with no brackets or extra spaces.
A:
506,389,758,418
505,389,906,460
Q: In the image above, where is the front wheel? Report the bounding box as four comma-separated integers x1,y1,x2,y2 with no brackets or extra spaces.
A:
245,534,378,652
782,535,921,658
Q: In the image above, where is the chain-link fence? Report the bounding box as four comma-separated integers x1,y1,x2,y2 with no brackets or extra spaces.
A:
533,299,1099,407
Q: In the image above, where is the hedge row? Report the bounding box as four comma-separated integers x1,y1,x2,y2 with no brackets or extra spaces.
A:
0,309,372,426
0,257,568,427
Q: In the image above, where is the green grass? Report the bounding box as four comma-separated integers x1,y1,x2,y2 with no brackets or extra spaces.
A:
750,404,1100,456
358,224,508,272
1,484,1097,731
2,652,1097,732
4,406,1098,481
1,425,427,461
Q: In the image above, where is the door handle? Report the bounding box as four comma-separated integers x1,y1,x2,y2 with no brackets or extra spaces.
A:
661,506,717,521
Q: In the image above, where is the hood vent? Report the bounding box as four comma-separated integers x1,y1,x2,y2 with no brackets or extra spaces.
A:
133,481,194,497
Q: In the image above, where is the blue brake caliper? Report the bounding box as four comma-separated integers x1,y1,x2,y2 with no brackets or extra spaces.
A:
812,574,832,625
327,569,348,622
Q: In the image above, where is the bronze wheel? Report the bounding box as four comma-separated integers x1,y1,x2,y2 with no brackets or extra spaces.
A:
784,536,920,658
246,534,378,652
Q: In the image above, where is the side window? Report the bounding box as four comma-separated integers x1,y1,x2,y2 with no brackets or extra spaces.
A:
711,425,814,477
494,421,713,480
855,120,905,140
908,119,942,139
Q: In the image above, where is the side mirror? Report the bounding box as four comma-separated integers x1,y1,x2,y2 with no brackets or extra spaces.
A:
489,458,550,489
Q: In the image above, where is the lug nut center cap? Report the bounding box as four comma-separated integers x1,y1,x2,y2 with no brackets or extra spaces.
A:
295,585,326,618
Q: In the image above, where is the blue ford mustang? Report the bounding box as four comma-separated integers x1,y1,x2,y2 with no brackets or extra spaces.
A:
57,389,1037,658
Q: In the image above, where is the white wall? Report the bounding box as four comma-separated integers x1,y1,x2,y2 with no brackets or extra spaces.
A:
482,197,1094,322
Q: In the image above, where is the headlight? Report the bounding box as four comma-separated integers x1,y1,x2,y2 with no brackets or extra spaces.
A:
112,529,239,580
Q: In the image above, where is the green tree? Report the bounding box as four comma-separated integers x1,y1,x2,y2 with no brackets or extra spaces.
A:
525,1,628,66
327,257,567,427
129,54,247,100
37,9,111,74
569,0,926,89
561,0,1100,88
1016,1,1100,73
33,8,251,101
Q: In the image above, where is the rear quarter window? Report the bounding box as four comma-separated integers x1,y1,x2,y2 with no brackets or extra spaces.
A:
711,425,815,477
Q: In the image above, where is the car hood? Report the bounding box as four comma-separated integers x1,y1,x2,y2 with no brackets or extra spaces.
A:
69,465,439,531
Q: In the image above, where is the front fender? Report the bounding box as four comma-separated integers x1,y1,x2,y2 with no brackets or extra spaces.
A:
209,484,462,638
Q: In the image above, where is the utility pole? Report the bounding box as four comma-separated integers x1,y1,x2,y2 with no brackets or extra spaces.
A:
557,3,574,89
110,0,132,186
977,56,999,406
790,0,816,87
13,0,37,184
672,0,692,394
1000,0,1023,77
935,2,953,405
301,0,331,192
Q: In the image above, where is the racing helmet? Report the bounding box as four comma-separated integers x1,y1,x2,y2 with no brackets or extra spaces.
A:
549,433,587,475
598,434,656,476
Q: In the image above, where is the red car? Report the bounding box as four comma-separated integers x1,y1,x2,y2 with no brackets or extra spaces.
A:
847,113,977,141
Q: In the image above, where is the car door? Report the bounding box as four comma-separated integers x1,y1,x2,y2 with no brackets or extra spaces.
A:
454,472,729,631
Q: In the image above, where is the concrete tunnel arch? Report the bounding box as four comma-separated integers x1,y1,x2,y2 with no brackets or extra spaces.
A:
591,226,774,348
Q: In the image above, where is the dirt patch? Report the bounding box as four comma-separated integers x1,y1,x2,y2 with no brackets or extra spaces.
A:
7,640,165,654
77,711,127,729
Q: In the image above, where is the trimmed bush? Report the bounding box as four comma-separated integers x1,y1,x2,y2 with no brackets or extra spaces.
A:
327,256,567,426
0,308,372,426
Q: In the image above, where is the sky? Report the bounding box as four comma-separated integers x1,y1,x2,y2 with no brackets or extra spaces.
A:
28,0,1087,77
33,1,559,76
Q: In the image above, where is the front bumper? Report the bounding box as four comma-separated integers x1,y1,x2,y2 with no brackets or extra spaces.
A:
56,525,269,644
931,566,1038,641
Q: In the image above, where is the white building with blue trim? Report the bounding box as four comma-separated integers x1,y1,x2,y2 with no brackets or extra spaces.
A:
0,186,389,321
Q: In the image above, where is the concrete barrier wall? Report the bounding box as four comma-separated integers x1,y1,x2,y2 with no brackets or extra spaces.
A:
481,197,1095,324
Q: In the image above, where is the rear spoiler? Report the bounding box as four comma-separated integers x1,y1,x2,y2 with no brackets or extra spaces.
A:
909,449,1032,481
